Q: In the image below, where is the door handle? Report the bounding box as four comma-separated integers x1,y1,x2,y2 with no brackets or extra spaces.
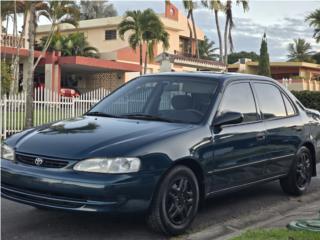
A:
256,132,266,141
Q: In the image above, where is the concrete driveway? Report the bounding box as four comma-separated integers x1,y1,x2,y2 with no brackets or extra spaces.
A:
2,165,320,240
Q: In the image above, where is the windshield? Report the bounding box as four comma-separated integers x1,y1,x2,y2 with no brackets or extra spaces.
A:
88,76,219,124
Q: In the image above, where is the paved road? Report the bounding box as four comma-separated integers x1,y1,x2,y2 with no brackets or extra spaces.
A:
2,165,320,240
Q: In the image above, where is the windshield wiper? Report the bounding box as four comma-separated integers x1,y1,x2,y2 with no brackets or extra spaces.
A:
121,114,183,123
85,111,122,118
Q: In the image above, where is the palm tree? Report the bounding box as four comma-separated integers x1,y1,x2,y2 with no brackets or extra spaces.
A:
79,0,117,20
118,9,167,75
201,0,224,62
142,10,169,74
118,10,144,75
38,32,99,58
144,30,169,74
183,0,199,58
24,1,79,129
223,0,249,65
287,38,315,63
33,1,80,69
306,9,320,43
199,36,219,60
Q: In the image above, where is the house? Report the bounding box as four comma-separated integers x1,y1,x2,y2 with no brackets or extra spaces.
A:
228,58,320,91
1,1,224,94
34,1,225,93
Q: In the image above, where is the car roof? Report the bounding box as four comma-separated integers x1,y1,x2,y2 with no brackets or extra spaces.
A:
142,72,275,84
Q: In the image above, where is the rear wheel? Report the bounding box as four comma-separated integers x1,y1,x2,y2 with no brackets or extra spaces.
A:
280,147,313,196
147,165,199,236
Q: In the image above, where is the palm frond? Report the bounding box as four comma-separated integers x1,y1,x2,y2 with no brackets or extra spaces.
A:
59,17,78,27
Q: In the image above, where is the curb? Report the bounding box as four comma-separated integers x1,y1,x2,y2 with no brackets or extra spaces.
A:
181,189,320,240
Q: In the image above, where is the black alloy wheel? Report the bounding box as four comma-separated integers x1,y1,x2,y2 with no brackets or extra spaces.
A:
147,165,199,235
165,176,196,226
280,146,313,196
295,150,312,190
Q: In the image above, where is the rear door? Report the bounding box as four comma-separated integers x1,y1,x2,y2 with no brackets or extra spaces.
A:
207,81,268,193
252,82,304,177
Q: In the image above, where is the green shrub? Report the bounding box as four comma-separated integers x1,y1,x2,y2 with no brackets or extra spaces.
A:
292,91,320,111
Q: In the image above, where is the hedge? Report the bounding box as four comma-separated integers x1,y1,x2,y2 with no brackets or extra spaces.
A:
291,91,320,112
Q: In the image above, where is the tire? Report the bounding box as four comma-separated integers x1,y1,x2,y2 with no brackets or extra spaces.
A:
280,146,313,196
147,165,199,236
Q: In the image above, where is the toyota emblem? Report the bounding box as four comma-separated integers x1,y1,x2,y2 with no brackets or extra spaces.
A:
34,157,44,166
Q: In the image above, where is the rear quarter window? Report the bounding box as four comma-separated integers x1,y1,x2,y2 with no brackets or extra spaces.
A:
282,93,296,116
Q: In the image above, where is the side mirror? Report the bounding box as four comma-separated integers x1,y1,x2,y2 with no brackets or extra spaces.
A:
213,111,244,128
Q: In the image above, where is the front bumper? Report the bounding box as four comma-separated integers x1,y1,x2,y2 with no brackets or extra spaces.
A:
1,158,163,212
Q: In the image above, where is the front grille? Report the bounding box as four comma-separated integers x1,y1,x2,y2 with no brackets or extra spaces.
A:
1,184,85,209
15,154,69,168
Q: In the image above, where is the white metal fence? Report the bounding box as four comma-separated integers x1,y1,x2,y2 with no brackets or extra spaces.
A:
0,88,110,139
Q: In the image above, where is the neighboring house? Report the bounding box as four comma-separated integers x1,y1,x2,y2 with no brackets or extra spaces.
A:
228,58,320,91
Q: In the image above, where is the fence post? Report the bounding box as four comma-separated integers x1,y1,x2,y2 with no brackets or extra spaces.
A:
0,96,3,140
3,96,7,139
72,97,75,117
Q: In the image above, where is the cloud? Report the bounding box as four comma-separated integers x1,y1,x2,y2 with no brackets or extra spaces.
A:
193,9,319,61
111,1,319,61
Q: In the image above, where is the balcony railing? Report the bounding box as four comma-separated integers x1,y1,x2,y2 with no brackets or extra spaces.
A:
174,50,197,59
1,34,26,48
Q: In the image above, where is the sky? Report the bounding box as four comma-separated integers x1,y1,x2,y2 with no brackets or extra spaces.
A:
5,0,320,61
110,0,320,61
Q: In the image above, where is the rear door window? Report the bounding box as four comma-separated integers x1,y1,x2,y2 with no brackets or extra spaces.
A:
254,83,287,120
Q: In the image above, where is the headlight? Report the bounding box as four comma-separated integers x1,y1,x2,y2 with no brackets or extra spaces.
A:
1,144,15,161
73,157,141,173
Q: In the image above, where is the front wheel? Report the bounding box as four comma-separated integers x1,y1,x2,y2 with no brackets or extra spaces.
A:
280,146,313,196
147,165,199,236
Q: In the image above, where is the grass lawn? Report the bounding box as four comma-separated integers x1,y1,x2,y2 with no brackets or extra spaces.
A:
231,228,320,240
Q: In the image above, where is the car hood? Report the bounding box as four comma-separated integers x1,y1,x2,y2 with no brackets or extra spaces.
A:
12,116,195,159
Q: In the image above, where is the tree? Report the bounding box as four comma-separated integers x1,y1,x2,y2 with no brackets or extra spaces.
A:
79,0,117,20
223,0,249,65
228,51,259,64
118,9,167,75
144,30,169,74
183,0,199,58
38,32,99,58
287,38,315,63
258,33,271,77
24,1,79,129
33,1,80,69
118,10,144,75
201,0,224,62
1,1,30,93
313,52,320,64
142,10,169,74
25,2,46,129
199,36,219,60
1,61,13,96
306,9,320,43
